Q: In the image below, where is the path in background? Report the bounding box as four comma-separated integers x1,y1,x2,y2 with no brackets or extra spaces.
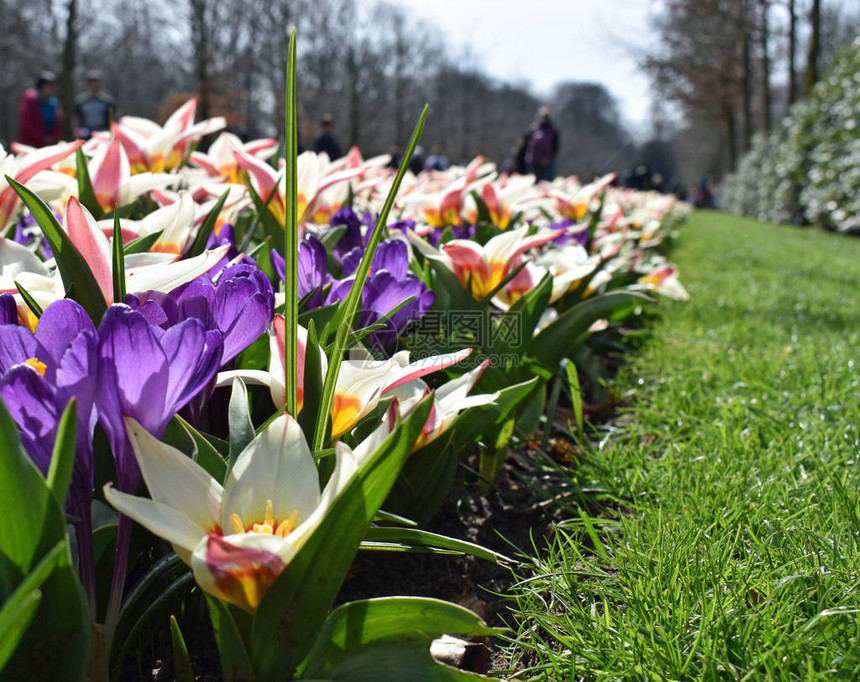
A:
504,211,860,679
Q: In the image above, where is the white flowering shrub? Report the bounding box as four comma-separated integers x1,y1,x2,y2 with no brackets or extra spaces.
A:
722,40,860,233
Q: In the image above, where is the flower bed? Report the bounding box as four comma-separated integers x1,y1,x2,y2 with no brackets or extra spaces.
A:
0,40,689,681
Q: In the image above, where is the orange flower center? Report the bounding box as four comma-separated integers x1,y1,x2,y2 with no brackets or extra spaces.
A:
25,357,47,376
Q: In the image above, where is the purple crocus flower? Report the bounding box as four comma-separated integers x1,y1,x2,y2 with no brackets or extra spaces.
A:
204,221,240,260
327,238,435,351
0,293,16,325
424,223,477,247
128,256,274,366
0,299,98,492
549,217,588,247
271,234,333,309
330,207,366,265
96,304,222,493
0,299,99,604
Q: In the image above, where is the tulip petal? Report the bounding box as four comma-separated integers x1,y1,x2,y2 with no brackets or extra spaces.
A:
222,414,321,532
104,485,207,563
125,417,223,530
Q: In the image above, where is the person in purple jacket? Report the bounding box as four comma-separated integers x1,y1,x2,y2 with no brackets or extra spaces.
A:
18,72,63,147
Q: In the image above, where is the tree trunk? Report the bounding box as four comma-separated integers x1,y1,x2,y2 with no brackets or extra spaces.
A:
347,47,361,148
740,31,753,152
760,0,771,132
787,0,797,106
60,0,77,140
190,0,211,120
723,102,738,172
805,0,821,95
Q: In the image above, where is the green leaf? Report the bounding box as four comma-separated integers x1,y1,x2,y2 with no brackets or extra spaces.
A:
111,210,126,303
563,359,584,439
250,399,433,679
228,377,255,473
0,400,90,681
383,432,457,525
206,595,255,682
122,230,162,254
5,176,107,322
361,527,509,564
489,272,552,357
529,290,652,370
0,541,65,670
300,597,500,680
161,415,229,483
45,399,76,509
75,147,103,217
169,615,195,682
452,377,539,448
109,554,193,678
427,258,481,316
188,188,230,258
312,105,428,452
14,281,43,320
298,320,325,446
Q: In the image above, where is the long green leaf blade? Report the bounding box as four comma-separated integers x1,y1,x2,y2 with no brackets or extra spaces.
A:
75,147,102,217
112,210,126,303
312,104,428,452
169,615,195,682
188,188,229,258
45,399,76,509
284,28,299,417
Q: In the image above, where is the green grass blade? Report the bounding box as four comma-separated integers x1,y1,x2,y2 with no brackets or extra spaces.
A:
311,104,428,452
283,28,299,417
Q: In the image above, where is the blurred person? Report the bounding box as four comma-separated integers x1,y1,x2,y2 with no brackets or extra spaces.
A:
524,106,560,182
424,144,449,171
313,113,342,160
513,133,529,174
409,145,425,175
18,71,62,147
75,70,116,139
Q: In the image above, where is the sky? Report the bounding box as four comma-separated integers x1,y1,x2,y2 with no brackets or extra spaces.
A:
388,0,658,135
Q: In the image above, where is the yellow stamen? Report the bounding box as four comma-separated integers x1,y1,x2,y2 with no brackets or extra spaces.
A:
229,513,245,534
228,501,298,538
274,510,298,538
25,357,47,377
251,500,275,534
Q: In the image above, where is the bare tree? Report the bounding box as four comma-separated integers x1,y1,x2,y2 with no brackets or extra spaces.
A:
805,0,821,94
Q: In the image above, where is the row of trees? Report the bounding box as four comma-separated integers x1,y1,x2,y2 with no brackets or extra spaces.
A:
0,0,635,179
644,0,858,181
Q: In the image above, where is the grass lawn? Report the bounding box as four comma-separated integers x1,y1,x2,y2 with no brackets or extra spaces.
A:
502,211,860,680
